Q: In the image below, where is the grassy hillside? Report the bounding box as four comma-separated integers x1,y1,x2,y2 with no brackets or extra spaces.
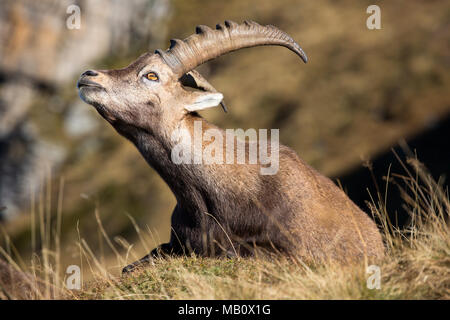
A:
1,159,449,299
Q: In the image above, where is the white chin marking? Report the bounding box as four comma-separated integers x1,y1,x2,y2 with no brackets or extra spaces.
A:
78,87,98,104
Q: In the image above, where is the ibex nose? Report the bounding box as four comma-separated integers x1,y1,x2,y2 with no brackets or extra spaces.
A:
81,70,98,77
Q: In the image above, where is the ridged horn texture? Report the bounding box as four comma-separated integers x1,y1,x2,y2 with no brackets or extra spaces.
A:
155,20,308,76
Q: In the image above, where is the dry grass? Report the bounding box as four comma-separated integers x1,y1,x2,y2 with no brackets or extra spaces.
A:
1,156,449,300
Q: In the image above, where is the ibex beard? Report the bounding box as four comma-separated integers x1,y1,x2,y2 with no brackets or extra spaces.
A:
77,20,385,274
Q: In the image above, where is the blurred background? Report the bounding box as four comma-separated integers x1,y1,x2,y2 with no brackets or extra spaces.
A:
0,0,449,272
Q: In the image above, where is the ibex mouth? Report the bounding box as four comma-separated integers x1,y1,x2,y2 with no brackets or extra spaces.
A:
77,79,104,90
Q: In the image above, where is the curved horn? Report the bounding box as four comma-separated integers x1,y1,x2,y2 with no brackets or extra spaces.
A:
155,20,307,76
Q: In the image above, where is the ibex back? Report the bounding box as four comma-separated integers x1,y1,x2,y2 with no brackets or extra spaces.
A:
77,20,384,273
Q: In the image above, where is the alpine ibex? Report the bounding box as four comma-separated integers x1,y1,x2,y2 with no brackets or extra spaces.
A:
77,20,384,273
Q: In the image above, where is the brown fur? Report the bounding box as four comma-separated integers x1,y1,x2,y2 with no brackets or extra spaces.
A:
77,50,384,274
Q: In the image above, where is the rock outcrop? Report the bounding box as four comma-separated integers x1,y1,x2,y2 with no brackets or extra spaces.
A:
0,0,169,219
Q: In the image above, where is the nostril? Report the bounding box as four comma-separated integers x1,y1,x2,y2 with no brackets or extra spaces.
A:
82,70,98,77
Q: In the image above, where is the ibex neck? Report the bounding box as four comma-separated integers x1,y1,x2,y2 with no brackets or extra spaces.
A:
116,115,220,208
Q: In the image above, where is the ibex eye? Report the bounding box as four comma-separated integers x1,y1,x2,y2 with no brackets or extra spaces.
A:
145,72,159,81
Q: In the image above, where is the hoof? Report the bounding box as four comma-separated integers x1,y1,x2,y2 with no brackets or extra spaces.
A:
121,256,152,275
121,263,138,275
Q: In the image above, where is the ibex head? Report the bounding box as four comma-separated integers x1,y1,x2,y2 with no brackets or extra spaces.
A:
77,20,307,134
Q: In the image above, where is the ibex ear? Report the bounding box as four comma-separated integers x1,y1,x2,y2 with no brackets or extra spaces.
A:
184,92,224,112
